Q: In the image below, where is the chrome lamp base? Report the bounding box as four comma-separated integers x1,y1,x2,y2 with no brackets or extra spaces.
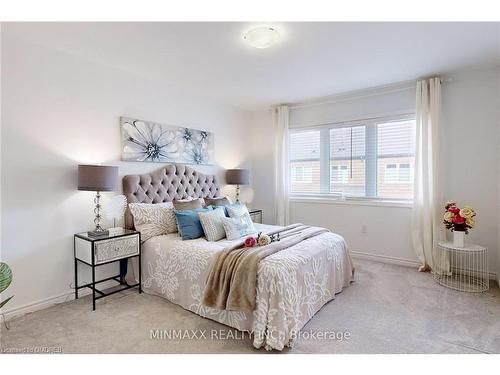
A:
87,191,109,238
235,184,241,203
87,229,110,238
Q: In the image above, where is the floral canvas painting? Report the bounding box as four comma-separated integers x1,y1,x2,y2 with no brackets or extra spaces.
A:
121,117,214,165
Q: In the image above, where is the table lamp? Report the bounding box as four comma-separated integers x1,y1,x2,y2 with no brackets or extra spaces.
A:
226,168,249,203
78,164,118,237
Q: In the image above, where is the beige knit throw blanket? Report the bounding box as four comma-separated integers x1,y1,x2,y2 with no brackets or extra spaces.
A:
202,224,329,312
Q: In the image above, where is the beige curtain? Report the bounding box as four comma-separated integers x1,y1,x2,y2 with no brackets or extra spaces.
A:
273,105,290,226
412,78,444,271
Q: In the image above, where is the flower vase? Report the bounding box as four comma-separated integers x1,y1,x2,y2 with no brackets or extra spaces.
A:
453,230,465,248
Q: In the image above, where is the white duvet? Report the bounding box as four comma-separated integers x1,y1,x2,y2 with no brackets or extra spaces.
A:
130,223,354,351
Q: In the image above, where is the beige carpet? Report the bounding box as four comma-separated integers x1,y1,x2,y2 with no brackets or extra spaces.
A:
1,259,499,354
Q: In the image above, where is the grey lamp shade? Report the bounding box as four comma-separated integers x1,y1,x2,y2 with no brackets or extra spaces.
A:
226,169,250,185
78,165,118,192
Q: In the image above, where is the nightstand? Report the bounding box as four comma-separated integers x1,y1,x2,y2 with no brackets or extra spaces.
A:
74,229,141,310
248,209,263,224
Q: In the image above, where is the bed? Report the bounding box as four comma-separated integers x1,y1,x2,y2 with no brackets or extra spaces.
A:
123,164,354,351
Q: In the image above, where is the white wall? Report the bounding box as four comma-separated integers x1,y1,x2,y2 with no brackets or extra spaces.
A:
440,68,499,276
249,109,275,224
251,67,500,275
1,27,253,314
289,83,416,128
290,201,415,264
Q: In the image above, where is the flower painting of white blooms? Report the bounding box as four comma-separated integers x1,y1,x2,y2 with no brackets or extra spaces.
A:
121,117,214,165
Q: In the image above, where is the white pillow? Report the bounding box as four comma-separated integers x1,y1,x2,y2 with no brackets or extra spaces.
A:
129,202,177,242
226,204,250,218
221,213,256,241
198,207,226,242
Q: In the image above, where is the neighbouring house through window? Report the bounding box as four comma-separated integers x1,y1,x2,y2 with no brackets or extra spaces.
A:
331,165,349,184
291,166,313,183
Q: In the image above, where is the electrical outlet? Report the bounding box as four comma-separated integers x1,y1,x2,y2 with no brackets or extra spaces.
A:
361,225,367,234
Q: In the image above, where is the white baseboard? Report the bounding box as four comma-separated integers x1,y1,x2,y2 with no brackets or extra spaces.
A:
0,280,118,322
352,250,499,281
350,250,421,268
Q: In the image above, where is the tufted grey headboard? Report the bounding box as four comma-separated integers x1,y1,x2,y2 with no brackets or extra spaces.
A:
122,164,220,229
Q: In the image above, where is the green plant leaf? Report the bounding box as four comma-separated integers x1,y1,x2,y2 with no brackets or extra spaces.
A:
0,262,13,294
0,295,13,309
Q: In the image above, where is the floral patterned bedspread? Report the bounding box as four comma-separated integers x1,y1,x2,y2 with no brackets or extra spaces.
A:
133,223,354,351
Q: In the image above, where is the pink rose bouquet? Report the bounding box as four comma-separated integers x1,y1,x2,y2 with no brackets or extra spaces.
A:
443,201,476,234
244,236,257,247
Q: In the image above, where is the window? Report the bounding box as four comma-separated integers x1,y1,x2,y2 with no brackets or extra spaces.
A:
377,119,415,199
399,164,411,182
331,165,348,184
384,163,412,184
330,125,366,196
292,166,313,183
384,164,398,183
289,115,416,201
289,130,320,193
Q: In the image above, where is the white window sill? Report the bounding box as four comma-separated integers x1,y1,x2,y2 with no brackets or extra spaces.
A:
289,196,413,208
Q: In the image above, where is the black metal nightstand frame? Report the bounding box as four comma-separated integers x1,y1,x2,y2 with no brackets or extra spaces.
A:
74,231,142,311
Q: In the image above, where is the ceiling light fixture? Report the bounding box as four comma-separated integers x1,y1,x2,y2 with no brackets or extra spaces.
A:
243,26,280,49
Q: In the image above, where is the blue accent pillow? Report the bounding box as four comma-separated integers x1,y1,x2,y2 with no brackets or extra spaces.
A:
174,207,213,240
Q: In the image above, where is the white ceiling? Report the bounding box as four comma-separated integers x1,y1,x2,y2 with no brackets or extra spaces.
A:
6,22,500,110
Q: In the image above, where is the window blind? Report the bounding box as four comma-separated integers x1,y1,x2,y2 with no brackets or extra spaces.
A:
289,130,321,193
289,115,416,201
376,119,416,199
330,125,366,197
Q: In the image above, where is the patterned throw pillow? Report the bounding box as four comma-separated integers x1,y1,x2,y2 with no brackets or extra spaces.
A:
129,202,177,242
226,203,249,218
221,213,256,241
198,207,227,242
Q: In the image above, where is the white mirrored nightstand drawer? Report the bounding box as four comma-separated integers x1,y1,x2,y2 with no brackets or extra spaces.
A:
94,234,139,264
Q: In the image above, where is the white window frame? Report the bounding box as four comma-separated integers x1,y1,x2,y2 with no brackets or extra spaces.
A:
289,113,416,206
